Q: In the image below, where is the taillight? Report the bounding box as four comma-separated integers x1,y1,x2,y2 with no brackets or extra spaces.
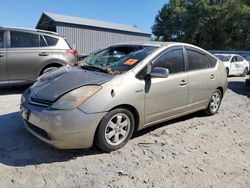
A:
66,49,78,57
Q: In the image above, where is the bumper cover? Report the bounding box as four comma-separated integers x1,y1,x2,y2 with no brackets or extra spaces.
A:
20,93,106,149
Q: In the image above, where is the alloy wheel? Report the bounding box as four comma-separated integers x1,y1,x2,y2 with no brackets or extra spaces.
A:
209,91,221,113
104,113,131,146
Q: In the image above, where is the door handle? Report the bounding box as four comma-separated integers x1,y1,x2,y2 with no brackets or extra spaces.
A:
39,52,49,56
179,80,187,86
0,54,5,57
210,74,215,79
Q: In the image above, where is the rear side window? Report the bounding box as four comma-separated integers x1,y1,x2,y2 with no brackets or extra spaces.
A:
236,56,244,61
153,49,185,74
187,49,208,70
206,55,217,68
11,31,40,48
0,31,4,48
44,35,58,46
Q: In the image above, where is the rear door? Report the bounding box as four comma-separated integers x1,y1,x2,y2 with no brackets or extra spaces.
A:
6,30,50,83
0,30,7,82
185,46,217,110
144,46,188,125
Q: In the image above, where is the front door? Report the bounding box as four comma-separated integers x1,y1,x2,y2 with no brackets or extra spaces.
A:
145,47,188,125
0,30,7,83
230,56,239,74
236,56,246,74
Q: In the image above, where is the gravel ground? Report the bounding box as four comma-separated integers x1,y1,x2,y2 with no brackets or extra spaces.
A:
0,76,249,188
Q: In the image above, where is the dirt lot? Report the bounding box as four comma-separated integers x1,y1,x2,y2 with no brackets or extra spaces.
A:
0,77,249,188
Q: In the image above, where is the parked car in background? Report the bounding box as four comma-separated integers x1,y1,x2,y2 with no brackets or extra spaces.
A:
20,42,228,152
214,54,249,77
0,27,77,86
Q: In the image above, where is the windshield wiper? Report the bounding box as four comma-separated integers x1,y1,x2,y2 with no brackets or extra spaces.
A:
81,65,109,74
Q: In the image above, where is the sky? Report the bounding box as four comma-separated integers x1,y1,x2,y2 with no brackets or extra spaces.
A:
0,0,167,33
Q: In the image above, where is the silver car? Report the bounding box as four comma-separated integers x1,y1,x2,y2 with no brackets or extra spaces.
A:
20,42,228,152
0,27,77,86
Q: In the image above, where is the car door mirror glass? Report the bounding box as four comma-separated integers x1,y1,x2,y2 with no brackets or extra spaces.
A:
150,67,169,78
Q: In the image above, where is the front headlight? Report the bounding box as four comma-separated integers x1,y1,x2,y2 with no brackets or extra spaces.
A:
52,85,102,110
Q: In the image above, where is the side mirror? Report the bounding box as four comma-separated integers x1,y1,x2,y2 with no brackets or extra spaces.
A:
150,67,169,78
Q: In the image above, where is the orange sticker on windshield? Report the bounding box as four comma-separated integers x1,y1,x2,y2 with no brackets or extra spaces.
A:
124,59,138,65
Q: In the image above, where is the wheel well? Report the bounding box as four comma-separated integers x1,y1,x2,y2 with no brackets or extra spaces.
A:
217,87,224,98
40,63,63,76
108,104,140,133
93,104,140,147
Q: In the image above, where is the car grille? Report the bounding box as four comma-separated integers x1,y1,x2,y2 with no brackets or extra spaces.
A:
29,97,53,107
25,120,51,140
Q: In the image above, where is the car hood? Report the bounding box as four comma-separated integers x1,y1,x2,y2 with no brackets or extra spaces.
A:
29,65,114,102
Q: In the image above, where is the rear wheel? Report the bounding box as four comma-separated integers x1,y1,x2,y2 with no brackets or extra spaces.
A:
204,89,222,116
241,68,248,77
95,108,135,152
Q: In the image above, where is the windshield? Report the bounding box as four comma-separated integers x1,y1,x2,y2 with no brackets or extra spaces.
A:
83,45,158,74
214,54,231,62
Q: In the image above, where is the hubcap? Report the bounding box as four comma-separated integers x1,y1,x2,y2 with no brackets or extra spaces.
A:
210,92,221,113
104,113,131,146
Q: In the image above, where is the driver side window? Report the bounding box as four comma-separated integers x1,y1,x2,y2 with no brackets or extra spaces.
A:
153,49,185,74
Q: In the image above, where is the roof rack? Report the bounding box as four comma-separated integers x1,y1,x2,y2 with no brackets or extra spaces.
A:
1,26,59,35
35,29,58,35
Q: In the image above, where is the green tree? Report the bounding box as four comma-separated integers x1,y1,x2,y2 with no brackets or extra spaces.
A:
152,0,250,50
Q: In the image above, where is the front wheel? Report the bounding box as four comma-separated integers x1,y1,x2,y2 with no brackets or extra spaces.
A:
204,89,222,116
95,108,135,152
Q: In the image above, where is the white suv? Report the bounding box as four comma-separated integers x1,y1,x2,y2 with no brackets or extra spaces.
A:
214,54,249,77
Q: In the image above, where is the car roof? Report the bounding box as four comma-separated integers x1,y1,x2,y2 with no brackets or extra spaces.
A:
113,41,205,48
112,42,216,57
0,26,59,37
214,53,240,57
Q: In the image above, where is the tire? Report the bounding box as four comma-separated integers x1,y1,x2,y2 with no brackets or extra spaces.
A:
95,108,135,152
204,89,222,116
42,67,59,75
241,68,248,77
226,68,229,77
